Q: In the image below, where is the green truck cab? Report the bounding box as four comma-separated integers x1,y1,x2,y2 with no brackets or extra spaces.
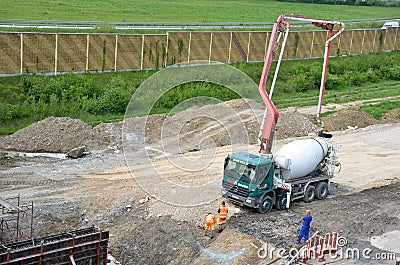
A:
221,152,275,213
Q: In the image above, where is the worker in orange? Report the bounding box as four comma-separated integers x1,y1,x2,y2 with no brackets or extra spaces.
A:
217,201,229,231
204,213,217,238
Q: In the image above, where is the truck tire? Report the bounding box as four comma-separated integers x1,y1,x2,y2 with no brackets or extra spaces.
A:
315,182,328,200
276,195,288,210
258,196,273,214
303,185,315,203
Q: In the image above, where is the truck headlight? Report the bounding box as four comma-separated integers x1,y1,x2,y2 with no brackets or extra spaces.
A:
246,199,252,204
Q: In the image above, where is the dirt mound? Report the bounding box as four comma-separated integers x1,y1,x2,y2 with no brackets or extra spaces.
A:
3,101,390,155
0,99,325,155
122,99,319,155
275,108,318,139
321,107,379,131
382,108,400,123
0,117,109,153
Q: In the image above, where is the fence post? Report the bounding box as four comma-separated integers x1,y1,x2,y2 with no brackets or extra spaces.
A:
114,35,118,71
383,29,388,51
165,32,169,67
20,33,23,74
247,32,251,62
140,35,144,70
228,32,232,63
264,33,269,60
86,34,89,72
372,30,377,53
310,31,315,58
349,30,354,55
209,32,213,64
361,30,366,54
188,32,192,65
54,33,58,75
337,33,342,56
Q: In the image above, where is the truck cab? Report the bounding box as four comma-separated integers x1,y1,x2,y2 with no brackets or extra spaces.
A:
221,152,275,213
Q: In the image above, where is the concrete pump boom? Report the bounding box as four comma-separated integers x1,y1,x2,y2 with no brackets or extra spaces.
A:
258,14,345,154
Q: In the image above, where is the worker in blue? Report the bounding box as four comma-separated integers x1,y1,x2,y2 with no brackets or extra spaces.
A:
297,210,313,244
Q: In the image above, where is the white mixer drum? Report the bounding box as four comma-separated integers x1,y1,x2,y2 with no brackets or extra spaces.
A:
274,138,328,180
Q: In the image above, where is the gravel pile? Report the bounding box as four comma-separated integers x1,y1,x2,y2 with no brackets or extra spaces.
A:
275,107,319,139
0,117,110,153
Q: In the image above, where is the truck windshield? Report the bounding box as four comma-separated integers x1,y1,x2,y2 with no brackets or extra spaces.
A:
224,158,271,185
224,159,255,183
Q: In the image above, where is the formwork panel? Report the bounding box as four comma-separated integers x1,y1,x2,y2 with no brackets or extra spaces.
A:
88,34,116,72
168,32,190,65
189,32,212,63
0,33,20,74
117,34,144,70
142,34,167,69
248,32,268,62
350,30,364,55
210,32,230,63
57,34,87,73
22,33,55,74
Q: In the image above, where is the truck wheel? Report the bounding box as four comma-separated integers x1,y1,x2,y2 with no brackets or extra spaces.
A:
303,185,315,203
315,182,328,200
276,195,287,210
258,196,273,214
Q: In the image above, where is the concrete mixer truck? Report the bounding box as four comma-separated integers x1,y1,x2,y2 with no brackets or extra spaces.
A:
221,14,344,213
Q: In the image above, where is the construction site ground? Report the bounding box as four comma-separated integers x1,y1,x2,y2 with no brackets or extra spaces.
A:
1,99,399,265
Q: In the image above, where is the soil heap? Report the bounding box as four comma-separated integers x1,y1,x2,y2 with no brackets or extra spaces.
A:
0,117,109,153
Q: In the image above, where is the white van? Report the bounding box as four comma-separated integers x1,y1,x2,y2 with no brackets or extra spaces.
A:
381,21,399,29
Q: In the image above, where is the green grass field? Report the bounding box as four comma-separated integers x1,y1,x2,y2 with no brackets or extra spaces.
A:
1,0,399,22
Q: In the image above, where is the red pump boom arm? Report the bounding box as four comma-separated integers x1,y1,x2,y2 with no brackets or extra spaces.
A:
258,14,344,154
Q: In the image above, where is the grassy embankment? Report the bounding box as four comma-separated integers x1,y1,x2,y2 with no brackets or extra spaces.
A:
1,51,399,135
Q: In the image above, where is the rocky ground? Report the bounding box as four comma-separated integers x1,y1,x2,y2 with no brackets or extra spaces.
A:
1,98,399,265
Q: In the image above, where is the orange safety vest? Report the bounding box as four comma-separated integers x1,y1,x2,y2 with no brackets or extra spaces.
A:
206,214,216,226
218,206,228,219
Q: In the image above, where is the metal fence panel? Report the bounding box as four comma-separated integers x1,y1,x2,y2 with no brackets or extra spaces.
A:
0,33,20,74
0,28,398,75
116,34,143,70
23,33,55,74
210,32,231,63
57,34,87,73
